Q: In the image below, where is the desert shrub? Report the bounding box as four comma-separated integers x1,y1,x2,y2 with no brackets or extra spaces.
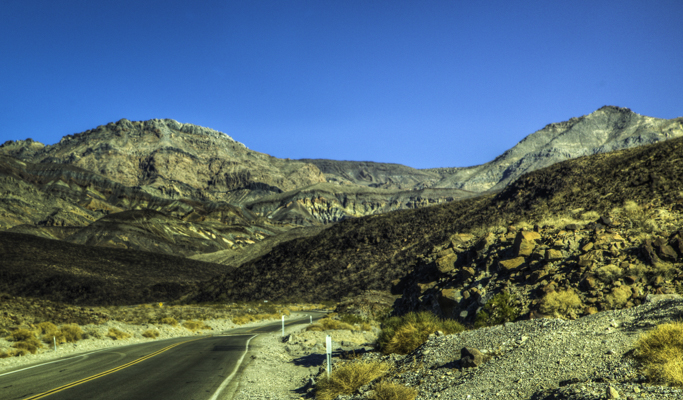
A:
359,322,373,332
605,286,632,309
652,262,677,280
160,317,178,326
634,322,683,386
339,313,368,325
142,329,160,339
539,289,582,317
377,311,465,355
107,328,131,340
595,264,623,284
621,201,657,232
85,328,103,339
0,349,16,358
12,337,42,354
371,381,417,400
232,313,280,325
474,293,520,328
11,329,36,342
11,348,29,357
59,324,84,343
37,322,59,337
307,318,356,332
315,361,390,400
182,320,211,331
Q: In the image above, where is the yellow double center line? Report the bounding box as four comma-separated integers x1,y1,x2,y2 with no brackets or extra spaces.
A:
22,338,202,400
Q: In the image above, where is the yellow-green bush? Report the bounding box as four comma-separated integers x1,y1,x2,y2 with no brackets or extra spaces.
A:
37,322,59,340
377,311,465,355
316,361,390,400
371,381,417,400
232,313,280,325
539,289,582,317
10,329,35,342
160,317,178,326
182,320,211,331
0,349,16,358
12,337,42,354
59,324,84,343
634,322,683,386
142,329,160,339
474,292,520,328
107,328,131,340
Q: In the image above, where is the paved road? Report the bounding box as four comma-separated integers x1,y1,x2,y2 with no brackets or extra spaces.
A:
0,312,325,400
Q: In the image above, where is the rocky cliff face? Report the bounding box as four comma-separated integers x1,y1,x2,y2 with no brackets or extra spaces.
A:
245,183,475,225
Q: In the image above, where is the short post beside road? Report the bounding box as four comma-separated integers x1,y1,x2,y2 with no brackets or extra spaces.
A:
326,335,332,377
53,336,56,351
282,315,285,337
310,315,312,324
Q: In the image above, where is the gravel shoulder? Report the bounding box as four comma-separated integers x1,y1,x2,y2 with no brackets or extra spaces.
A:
220,296,683,400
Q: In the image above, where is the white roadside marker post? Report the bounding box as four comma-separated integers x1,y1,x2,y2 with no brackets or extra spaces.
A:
310,315,312,324
53,336,56,351
282,315,285,337
326,335,332,378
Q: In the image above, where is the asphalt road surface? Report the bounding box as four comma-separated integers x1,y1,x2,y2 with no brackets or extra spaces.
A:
0,312,326,400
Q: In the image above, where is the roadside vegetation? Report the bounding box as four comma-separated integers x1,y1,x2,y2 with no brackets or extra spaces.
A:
634,322,683,387
377,311,466,355
315,361,390,400
0,300,325,358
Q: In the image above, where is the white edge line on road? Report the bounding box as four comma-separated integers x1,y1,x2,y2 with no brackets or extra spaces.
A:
209,334,258,400
0,349,106,378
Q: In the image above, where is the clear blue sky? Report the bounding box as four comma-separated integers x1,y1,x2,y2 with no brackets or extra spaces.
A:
1,1,681,169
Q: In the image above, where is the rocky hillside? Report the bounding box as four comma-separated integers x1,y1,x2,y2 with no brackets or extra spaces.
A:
0,118,326,202
190,134,683,307
298,159,447,190
244,183,474,225
0,155,292,257
426,106,683,192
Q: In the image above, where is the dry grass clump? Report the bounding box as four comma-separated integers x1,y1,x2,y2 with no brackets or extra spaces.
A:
8,329,43,354
377,311,465,355
371,381,417,400
59,324,84,343
634,322,683,386
11,329,35,341
182,320,211,331
107,327,131,340
652,262,677,280
307,317,356,332
142,329,160,339
315,361,390,400
595,264,623,284
37,322,59,339
539,289,582,317
160,317,179,326
232,313,281,325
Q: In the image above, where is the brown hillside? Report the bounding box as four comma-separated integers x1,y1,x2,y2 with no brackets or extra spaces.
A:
0,232,231,306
